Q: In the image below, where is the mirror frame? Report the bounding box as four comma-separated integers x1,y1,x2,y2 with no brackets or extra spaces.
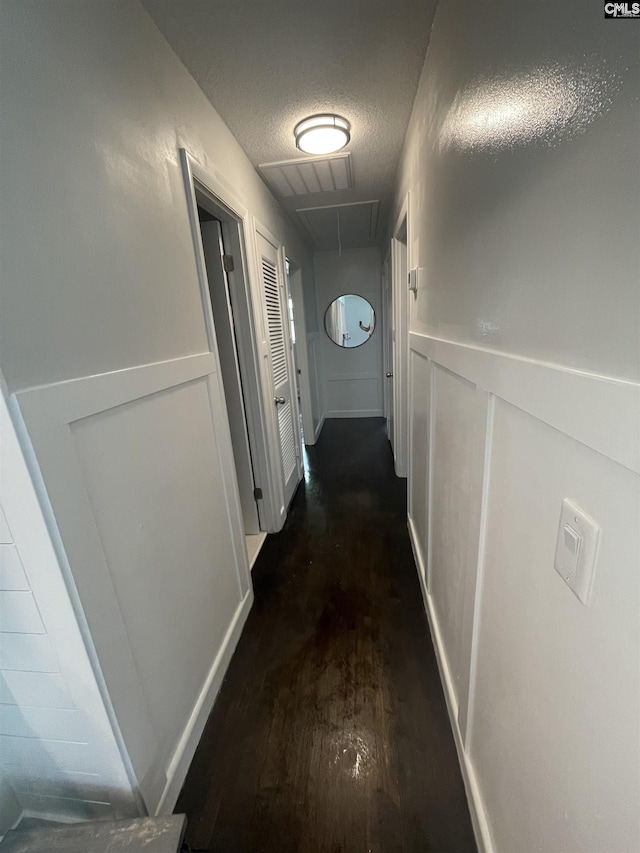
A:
323,293,376,349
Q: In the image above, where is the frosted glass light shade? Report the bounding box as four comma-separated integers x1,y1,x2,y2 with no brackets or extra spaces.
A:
294,114,351,155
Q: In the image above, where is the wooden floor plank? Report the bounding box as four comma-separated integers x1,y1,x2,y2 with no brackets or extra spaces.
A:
176,418,476,853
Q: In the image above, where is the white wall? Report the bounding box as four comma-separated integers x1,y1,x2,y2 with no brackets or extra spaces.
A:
0,0,315,820
395,1,640,851
0,1,313,394
314,248,383,419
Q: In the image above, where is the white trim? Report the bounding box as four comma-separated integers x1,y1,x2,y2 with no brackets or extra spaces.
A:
314,414,326,442
407,340,414,521
247,531,268,570
251,219,298,527
391,195,410,478
409,332,640,473
156,588,253,814
15,353,216,420
286,260,314,447
381,253,392,434
179,148,279,533
280,245,304,484
458,392,494,744
324,409,384,418
408,519,495,853
407,514,426,587
426,357,436,592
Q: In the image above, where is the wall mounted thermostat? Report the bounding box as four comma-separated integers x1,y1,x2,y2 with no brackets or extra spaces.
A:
554,498,600,606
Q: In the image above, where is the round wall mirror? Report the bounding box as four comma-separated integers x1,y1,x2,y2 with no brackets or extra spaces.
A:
324,294,376,348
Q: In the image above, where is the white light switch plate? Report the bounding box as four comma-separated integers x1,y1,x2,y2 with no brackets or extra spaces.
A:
408,267,426,293
554,498,600,605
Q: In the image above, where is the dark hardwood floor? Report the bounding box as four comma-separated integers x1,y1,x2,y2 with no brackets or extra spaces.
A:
176,418,476,853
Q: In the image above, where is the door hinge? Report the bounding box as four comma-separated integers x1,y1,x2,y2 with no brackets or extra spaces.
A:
223,254,235,273
253,487,263,501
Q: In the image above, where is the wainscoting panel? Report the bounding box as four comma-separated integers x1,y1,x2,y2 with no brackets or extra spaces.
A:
406,331,640,853
407,349,430,586
324,373,383,418
429,364,488,722
13,352,253,815
470,399,640,853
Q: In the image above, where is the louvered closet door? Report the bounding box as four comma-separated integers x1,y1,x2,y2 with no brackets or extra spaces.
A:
256,231,300,510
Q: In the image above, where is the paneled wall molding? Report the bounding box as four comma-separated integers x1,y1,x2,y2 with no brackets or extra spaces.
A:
409,333,640,474
408,330,640,853
12,351,252,814
407,520,495,853
15,353,217,423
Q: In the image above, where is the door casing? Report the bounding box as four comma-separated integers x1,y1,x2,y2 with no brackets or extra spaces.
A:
252,224,302,520
390,194,410,479
180,149,282,532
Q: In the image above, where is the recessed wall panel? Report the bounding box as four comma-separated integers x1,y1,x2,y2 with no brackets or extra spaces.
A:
429,365,487,715
409,349,430,581
69,378,242,763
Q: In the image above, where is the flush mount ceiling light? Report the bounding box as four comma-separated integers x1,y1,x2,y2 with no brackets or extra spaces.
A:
294,114,351,155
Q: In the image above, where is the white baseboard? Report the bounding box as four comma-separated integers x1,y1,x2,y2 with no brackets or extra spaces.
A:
246,531,267,570
313,415,325,443
407,517,495,853
324,409,384,418
407,514,427,588
155,588,254,814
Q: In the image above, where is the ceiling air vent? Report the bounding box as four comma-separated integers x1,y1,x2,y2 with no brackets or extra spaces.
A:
258,153,353,198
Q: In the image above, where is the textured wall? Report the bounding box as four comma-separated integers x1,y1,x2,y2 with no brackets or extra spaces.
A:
395,1,640,851
394,0,640,380
0,1,313,393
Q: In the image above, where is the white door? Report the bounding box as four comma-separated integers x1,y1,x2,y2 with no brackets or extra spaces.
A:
256,230,301,510
383,259,395,451
391,231,408,477
200,220,261,535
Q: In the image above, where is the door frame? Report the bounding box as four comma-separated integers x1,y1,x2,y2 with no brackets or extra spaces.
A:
382,251,393,440
249,221,302,525
198,218,260,536
279,247,303,484
285,256,314,448
391,194,410,478
180,149,280,532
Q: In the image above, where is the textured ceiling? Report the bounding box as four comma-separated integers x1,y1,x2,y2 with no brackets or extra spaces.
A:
142,0,436,249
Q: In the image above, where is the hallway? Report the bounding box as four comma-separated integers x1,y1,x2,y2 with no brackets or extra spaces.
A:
177,419,476,852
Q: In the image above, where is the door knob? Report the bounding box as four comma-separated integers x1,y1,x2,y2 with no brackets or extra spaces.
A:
386,372,393,378
274,396,286,405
